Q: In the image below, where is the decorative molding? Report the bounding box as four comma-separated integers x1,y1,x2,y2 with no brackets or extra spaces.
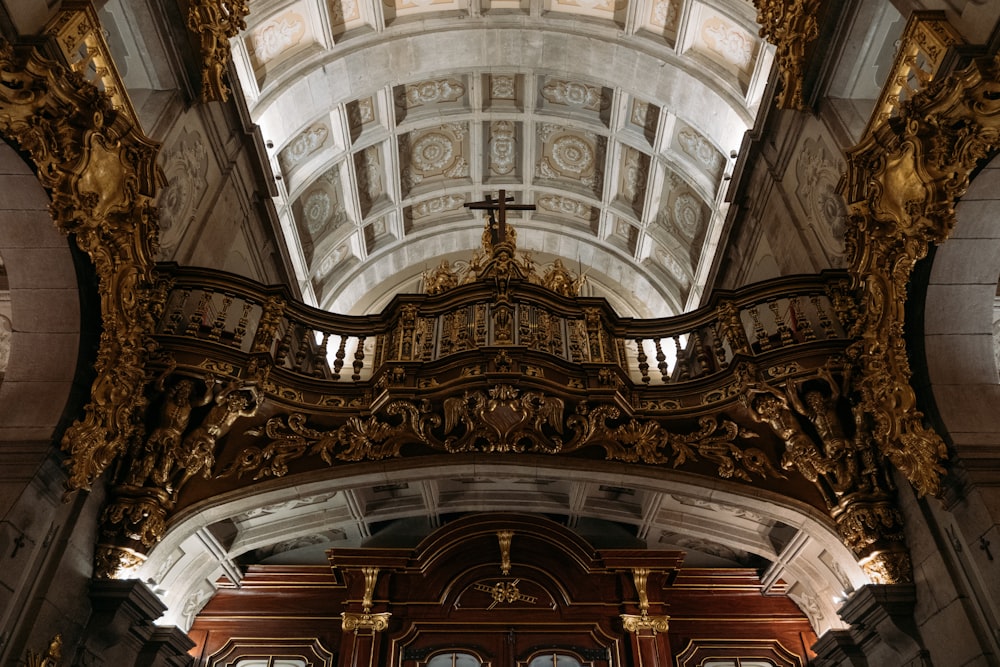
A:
341,611,391,632
187,0,251,102
752,0,822,110
217,390,781,483
620,613,669,634
844,27,996,499
0,21,163,494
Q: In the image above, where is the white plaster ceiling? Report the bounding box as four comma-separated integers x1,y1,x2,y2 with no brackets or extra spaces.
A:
236,0,774,315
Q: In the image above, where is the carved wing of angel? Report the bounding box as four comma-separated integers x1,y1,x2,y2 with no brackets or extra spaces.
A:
443,396,468,434
539,396,564,434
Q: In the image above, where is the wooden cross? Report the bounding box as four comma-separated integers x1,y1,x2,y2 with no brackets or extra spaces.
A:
465,189,534,245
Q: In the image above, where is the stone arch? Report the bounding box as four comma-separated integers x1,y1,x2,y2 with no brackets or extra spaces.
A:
136,458,867,637
0,139,81,482
923,153,1000,458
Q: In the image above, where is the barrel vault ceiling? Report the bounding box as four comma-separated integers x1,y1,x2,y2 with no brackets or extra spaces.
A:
235,0,773,316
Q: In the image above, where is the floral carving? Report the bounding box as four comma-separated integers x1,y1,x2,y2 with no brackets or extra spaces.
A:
0,36,163,492
753,0,821,110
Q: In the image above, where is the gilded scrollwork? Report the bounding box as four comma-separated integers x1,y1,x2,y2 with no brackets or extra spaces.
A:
186,0,250,103
753,0,823,110
844,46,1000,498
218,387,783,484
0,36,162,493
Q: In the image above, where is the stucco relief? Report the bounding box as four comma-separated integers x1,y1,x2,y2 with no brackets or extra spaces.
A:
329,0,361,25
619,146,649,208
249,12,307,68
653,246,690,287
794,136,846,265
317,243,352,278
490,74,517,100
676,123,724,178
537,125,603,195
354,145,385,212
649,0,679,31
699,15,755,73
398,78,466,109
540,79,609,112
489,120,517,176
278,122,331,175
297,170,348,238
157,129,208,259
412,194,466,220
400,124,470,192
537,194,592,221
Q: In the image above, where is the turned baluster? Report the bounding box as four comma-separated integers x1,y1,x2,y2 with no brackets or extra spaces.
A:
812,295,838,339
209,292,234,341
332,335,348,380
654,338,669,383
233,300,253,348
748,306,770,351
166,288,191,334
352,336,366,381
769,300,793,347
635,338,650,385
314,331,331,378
186,290,213,336
675,335,689,380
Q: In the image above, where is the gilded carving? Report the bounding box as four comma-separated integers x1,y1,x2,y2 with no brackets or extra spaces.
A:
753,0,822,110
187,0,251,103
0,32,162,493
26,635,62,667
620,613,669,634
742,369,912,582
844,35,1000,498
498,530,513,574
341,612,391,632
361,566,379,612
219,390,783,484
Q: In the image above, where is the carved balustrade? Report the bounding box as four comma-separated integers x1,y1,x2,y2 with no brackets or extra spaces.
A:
155,264,852,396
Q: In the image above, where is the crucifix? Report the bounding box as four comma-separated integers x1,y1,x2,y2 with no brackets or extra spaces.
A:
465,189,535,246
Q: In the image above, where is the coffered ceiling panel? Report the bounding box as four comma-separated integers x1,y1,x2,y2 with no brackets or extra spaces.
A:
235,0,771,316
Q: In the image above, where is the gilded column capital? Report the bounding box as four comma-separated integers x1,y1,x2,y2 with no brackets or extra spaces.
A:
341,612,391,633
620,614,669,634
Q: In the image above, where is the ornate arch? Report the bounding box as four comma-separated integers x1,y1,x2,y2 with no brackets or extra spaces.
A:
0,21,162,495
843,50,1000,500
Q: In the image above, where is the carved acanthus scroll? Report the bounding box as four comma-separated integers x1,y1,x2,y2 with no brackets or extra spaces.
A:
218,388,782,484
0,19,163,494
753,0,823,110
844,28,999,499
186,0,251,103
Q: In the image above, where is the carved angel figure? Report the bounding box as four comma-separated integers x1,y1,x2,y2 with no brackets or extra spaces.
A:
748,392,830,483
422,259,458,295
542,259,585,297
127,374,214,488
171,381,262,496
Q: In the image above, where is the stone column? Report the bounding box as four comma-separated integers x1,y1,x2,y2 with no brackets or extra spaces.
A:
81,579,194,667
812,584,930,667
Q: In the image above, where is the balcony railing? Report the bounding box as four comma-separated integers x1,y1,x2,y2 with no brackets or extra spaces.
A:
155,264,853,399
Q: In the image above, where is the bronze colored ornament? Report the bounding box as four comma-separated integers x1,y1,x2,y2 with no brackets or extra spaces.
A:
844,20,1000,498
753,0,823,110
620,614,670,634
0,19,162,493
341,612,391,632
25,635,62,667
187,0,250,103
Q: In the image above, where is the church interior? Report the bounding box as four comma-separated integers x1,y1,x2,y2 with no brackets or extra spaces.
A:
1,0,1000,665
